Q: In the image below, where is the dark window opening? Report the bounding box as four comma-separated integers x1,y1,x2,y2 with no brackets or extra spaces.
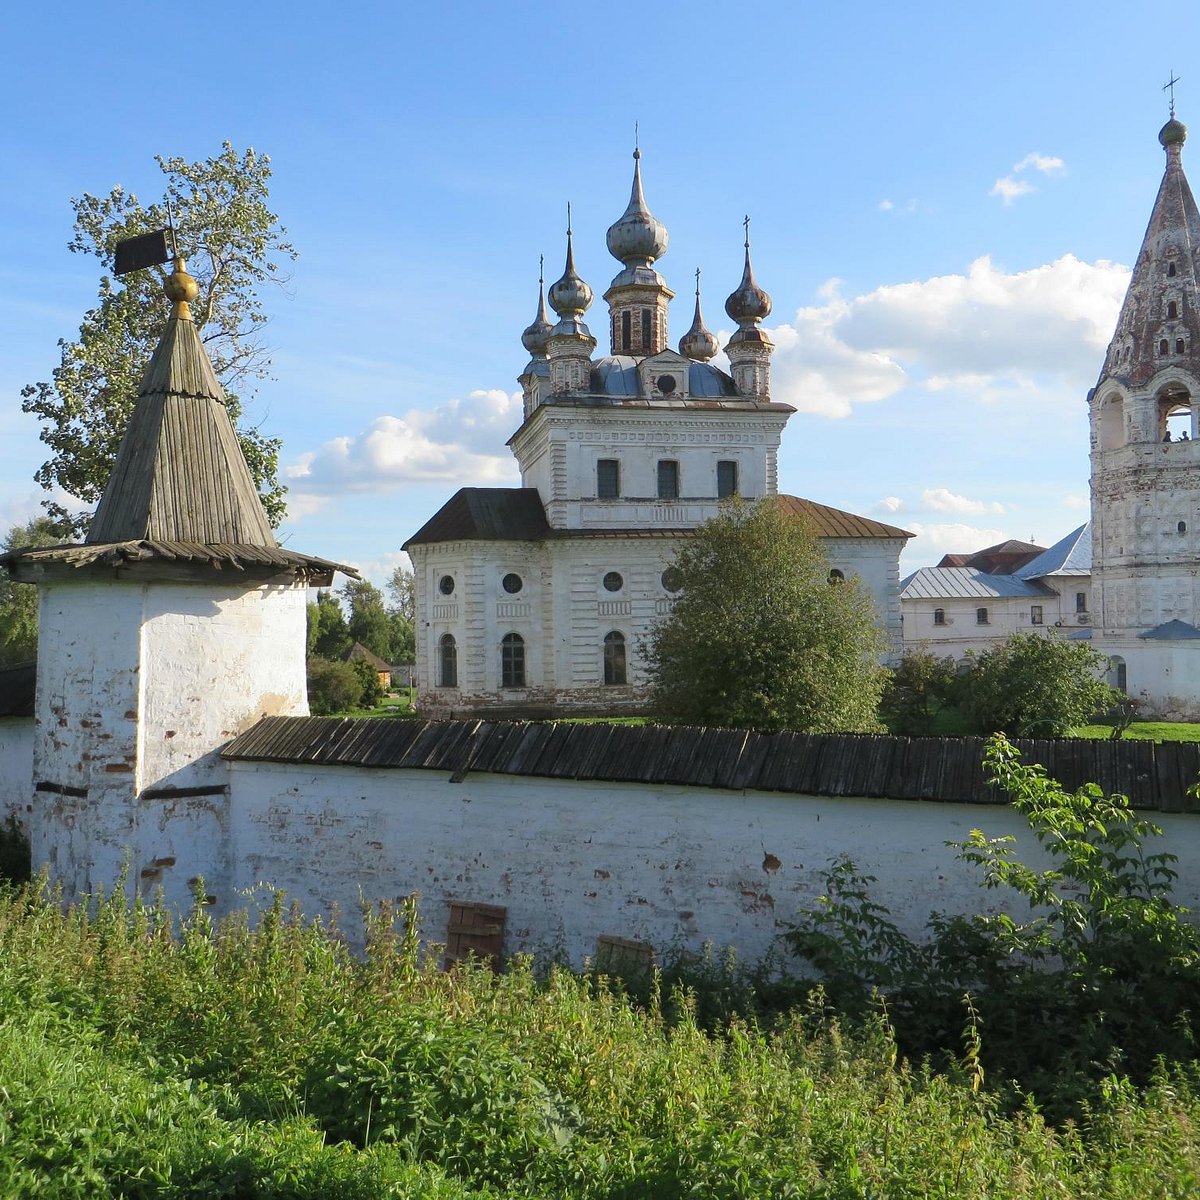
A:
1180,521,1188,534
439,634,457,687
1178,339,1187,354
621,310,631,351
502,573,523,594
1169,262,1178,277
597,459,620,499
828,569,845,584
641,308,652,351
1031,605,1043,626
603,571,623,592
933,608,946,626
1169,301,1179,319
657,460,680,499
603,631,627,685
1075,592,1087,613
501,632,525,688
661,567,683,593
438,575,455,596
717,460,739,498
1161,339,1170,355
976,607,989,625
656,374,676,395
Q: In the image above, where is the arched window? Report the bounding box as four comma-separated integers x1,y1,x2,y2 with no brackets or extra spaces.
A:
501,633,525,688
621,310,631,351
1169,300,1179,319
1161,339,1170,355
933,608,946,626
641,309,652,351
1178,339,1187,354
603,631,627,686
828,569,845,584
1179,521,1188,534
439,634,457,687
1169,262,1178,278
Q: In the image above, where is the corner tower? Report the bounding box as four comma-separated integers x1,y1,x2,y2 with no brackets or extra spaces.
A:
1090,113,1200,716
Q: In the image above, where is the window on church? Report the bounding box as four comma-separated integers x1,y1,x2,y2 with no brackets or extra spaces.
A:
1180,521,1188,534
1178,339,1187,354
439,635,457,687
1075,592,1087,613
502,573,523,594
1169,262,1178,277
661,567,683,593
933,608,946,626
621,311,631,351
603,631,627,685
1031,605,1043,625
976,607,989,625
717,460,739,498
597,459,620,499
828,569,845,584
641,309,652,351
603,571,623,592
1161,339,1170,355
1169,301,1179,319
439,575,455,596
657,460,680,499
501,633,525,688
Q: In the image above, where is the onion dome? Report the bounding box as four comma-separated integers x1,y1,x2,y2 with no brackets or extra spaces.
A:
724,222,772,325
1161,117,1188,148
548,210,593,317
521,257,554,356
679,269,719,361
606,148,669,268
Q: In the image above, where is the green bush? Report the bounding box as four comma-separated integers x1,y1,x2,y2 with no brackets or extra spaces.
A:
306,655,364,716
349,657,384,708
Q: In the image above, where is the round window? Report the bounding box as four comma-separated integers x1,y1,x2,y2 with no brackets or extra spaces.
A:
502,573,523,594
661,567,683,593
438,575,455,596
656,374,677,395
603,571,623,592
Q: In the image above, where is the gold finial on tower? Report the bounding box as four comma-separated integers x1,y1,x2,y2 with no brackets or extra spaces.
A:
164,256,199,320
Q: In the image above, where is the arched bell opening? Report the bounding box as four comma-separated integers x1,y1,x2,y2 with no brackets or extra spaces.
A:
1097,391,1125,450
1157,383,1194,442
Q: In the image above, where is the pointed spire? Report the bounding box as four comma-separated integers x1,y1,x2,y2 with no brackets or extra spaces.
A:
725,217,772,326
87,258,278,547
679,268,719,361
1098,111,1200,389
549,204,594,318
605,145,669,268
521,255,554,357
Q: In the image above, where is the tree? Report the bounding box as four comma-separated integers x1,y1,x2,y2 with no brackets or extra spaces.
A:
387,564,416,625
880,650,961,736
21,144,295,534
0,517,65,666
645,499,886,732
340,579,392,661
308,591,352,661
306,657,365,717
957,633,1116,737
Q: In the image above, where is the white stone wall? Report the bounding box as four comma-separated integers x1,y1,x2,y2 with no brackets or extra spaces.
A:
226,760,1200,965
32,579,309,909
825,537,908,658
0,719,33,836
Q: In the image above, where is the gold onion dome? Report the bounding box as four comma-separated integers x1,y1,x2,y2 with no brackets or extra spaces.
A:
521,260,554,355
679,271,719,361
548,218,593,317
605,148,669,267
725,232,772,325
1161,117,1188,148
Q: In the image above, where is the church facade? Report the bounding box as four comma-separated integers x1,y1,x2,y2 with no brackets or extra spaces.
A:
405,152,911,718
1090,114,1200,717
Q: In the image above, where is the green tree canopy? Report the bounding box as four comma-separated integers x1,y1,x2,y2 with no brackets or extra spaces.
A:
308,591,352,661
958,633,1117,737
0,517,67,667
881,650,961,736
645,499,887,732
21,144,295,535
387,564,416,625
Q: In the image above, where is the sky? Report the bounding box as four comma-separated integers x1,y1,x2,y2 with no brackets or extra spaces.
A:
1,1,1195,590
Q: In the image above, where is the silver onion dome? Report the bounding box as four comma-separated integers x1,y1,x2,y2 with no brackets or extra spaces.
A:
605,148,669,267
1161,116,1188,148
724,226,772,325
549,215,594,317
521,258,554,355
679,270,719,361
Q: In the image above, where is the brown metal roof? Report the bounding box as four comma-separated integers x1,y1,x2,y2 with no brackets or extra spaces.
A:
404,488,551,547
221,716,1199,810
87,309,278,547
775,495,913,539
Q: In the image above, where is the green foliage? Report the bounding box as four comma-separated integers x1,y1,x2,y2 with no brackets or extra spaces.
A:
881,650,961,736
387,564,416,625
308,590,352,660
340,577,414,664
0,814,31,884
0,516,65,666
646,499,887,732
307,656,365,716
958,633,1117,737
349,657,385,708
21,144,294,534
786,735,1200,1114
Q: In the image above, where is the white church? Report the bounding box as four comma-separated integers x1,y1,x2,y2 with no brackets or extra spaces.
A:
404,150,912,718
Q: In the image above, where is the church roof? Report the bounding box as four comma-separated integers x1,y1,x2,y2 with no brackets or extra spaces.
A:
403,488,551,547
901,566,1055,600
1097,115,1200,389
936,539,1046,575
775,495,913,539
1138,618,1200,640
1014,523,1092,579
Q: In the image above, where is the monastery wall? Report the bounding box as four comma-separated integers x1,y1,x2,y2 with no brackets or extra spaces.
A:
224,760,1200,965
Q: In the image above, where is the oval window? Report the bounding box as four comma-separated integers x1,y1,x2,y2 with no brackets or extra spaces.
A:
438,575,455,596
603,571,624,592
661,567,683,593
502,573,523,594
656,374,677,395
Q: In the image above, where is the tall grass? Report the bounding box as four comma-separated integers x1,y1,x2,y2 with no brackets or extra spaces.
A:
2,879,1200,1196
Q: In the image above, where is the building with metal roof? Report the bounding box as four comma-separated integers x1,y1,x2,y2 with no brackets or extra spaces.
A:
405,151,912,718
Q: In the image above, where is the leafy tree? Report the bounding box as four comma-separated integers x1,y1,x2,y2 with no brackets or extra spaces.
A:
306,657,364,716
309,591,352,661
645,499,886,732
349,658,385,709
880,650,961,736
387,564,416,625
0,517,65,666
21,144,295,534
958,633,1116,737
386,610,415,665
339,579,391,661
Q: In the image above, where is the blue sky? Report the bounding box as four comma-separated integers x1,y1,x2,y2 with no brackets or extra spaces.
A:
1,1,1196,587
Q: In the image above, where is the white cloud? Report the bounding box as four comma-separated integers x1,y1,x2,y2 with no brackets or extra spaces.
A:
902,522,1014,566
878,199,894,212
1014,152,1065,175
921,487,1006,515
990,176,1036,205
878,198,918,215
1062,493,1089,511
286,389,522,494
766,254,1128,418
875,496,904,513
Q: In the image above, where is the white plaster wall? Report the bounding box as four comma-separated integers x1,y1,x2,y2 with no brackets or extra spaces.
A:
227,762,1200,966
0,719,33,835
1094,634,1200,720
825,538,906,659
